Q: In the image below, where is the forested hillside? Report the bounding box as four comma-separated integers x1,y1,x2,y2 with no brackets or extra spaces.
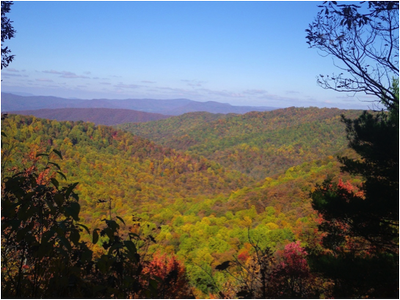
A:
1,109,365,297
117,107,362,179
1,114,252,230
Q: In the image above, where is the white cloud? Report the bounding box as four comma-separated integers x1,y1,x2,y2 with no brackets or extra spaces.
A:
36,78,54,82
181,79,206,88
42,70,90,79
5,68,19,72
1,72,28,78
242,89,269,95
114,83,141,89
285,90,300,94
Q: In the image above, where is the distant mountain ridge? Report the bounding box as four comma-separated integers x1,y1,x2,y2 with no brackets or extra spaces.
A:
6,108,170,126
1,92,277,115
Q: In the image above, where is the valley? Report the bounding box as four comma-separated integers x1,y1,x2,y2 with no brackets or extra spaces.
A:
1,106,363,297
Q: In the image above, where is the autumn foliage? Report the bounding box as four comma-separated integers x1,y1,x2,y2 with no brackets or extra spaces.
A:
142,253,193,298
2,103,398,298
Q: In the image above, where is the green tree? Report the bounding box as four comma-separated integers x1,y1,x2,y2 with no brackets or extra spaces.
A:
310,83,398,298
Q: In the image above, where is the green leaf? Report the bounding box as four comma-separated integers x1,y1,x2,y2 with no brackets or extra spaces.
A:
106,219,119,232
57,235,72,251
52,149,63,159
51,178,59,189
71,192,79,201
69,228,80,245
124,240,138,259
36,153,49,158
76,223,91,235
116,216,125,225
65,182,79,199
108,241,123,255
81,247,93,263
96,255,110,273
93,228,100,244
1,131,7,137
65,201,80,221
48,161,61,170
128,233,141,240
102,227,116,241
44,198,56,214
57,171,67,180
54,193,64,207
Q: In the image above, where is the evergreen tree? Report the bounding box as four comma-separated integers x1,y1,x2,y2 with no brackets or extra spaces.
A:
310,68,399,300
308,1,399,297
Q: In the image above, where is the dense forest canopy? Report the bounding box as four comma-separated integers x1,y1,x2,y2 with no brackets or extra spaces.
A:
2,106,372,298
117,107,362,180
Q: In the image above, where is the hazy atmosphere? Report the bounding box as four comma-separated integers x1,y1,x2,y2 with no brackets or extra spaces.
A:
1,1,378,109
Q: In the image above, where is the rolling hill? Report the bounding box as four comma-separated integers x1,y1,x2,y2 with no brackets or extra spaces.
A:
117,107,363,180
7,107,171,125
1,107,366,296
1,114,253,226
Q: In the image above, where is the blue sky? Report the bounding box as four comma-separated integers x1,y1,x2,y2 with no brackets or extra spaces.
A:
1,1,379,109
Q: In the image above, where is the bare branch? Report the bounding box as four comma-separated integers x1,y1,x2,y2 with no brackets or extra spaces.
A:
306,1,399,109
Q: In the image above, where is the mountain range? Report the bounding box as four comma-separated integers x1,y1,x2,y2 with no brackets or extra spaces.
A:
1,92,277,116
6,107,170,126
